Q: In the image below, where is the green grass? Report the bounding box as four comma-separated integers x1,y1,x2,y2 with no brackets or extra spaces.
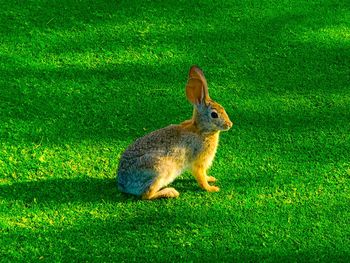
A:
1,0,349,261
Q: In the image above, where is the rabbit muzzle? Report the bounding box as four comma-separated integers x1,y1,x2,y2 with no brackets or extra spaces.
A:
222,120,233,131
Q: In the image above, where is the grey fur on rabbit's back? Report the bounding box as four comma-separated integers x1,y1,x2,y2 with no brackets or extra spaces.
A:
117,125,202,196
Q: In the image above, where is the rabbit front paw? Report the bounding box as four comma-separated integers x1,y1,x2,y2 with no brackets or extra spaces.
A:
207,185,220,192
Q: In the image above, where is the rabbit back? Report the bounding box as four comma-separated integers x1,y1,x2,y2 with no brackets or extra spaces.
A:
117,125,203,195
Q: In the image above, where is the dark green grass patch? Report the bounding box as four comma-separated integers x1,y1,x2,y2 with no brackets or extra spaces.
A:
1,0,350,262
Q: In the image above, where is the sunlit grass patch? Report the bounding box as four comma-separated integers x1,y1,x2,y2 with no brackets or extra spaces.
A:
1,0,349,262
299,25,350,46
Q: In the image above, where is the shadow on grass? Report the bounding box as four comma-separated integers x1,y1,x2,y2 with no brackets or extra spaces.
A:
0,177,128,204
0,176,203,204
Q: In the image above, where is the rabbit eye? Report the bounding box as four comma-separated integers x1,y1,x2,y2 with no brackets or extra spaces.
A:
211,111,218,118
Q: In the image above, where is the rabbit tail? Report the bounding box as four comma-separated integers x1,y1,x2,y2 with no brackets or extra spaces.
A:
117,170,155,196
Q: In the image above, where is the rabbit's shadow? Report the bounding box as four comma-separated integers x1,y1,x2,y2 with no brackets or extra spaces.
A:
0,177,127,205
0,176,200,205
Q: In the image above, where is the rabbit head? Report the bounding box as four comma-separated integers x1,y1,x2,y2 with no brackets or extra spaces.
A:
186,66,233,133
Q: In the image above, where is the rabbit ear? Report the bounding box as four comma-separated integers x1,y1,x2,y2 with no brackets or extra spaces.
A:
185,66,210,105
188,66,209,100
186,78,205,105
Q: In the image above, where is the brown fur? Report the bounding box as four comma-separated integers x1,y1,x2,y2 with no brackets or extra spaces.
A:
117,66,233,200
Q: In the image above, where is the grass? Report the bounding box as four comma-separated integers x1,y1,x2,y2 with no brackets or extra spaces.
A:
1,0,349,261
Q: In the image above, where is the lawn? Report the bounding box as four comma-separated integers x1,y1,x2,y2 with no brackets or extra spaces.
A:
1,0,349,261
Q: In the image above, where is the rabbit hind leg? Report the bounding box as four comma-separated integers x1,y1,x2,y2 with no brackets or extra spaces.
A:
142,187,179,200
142,157,184,200
142,172,180,200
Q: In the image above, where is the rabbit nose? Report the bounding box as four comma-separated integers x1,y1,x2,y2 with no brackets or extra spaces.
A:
224,121,233,130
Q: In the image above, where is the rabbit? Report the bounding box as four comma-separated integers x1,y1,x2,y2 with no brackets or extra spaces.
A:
117,65,233,200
